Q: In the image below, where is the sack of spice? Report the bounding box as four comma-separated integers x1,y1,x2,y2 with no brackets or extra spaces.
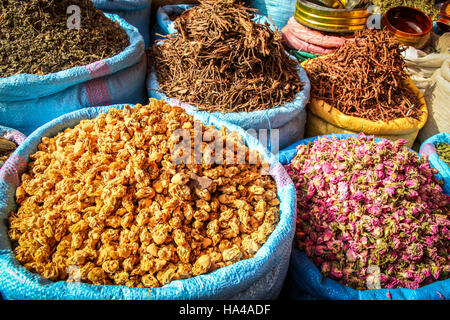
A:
91,0,152,49
420,132,450,195
278,133,450,300
0,126,26,170
0,0,147,136
148,0,311,152
302,30,428,149
0,99,296,300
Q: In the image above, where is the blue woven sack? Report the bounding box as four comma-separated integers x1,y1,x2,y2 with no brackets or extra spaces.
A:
0,102,296,300
148,5,311,152
0,14,147,136
0,125,26,301
278,133,450,300
92,0,152,48
246,0,297,30
420,132,450,195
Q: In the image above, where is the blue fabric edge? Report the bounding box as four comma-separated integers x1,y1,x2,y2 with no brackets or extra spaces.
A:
92,0,151,11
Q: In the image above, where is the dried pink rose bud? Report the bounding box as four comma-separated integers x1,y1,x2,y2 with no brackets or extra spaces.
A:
286,134,450,290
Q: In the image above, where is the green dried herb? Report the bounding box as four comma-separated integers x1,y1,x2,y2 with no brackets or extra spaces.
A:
0,0,129,77
371,0,440,20
436,143,450,166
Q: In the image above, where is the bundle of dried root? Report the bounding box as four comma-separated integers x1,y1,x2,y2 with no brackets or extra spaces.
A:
152,0,302,113
305,30,423,122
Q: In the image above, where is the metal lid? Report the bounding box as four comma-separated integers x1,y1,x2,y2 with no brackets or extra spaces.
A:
294,0,370,33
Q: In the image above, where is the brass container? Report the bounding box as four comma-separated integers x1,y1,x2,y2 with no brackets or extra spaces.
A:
315,0,368,9
382,6,432,49
315,0,346,8
294,0,370,33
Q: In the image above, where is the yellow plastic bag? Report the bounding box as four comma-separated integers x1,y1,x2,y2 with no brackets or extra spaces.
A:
302,60,428,148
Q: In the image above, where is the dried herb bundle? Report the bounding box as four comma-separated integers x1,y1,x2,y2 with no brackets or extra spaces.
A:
0,0,129,77
153,0,302,113
305,30,423,122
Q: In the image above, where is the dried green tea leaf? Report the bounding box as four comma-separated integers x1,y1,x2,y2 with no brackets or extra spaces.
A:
0,0,129,77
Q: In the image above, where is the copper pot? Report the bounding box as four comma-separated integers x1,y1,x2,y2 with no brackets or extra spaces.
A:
382,6,432,49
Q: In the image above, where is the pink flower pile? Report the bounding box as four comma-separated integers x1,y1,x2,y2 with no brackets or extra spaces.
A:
286,134,450,290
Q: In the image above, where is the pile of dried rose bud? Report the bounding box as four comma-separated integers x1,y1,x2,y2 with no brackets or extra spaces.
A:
286,134,449,290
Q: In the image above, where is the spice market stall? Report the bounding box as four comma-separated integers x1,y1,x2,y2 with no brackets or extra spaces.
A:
0,0,448,302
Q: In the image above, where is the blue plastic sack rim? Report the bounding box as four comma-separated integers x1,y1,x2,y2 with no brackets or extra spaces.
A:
92,0,151,11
